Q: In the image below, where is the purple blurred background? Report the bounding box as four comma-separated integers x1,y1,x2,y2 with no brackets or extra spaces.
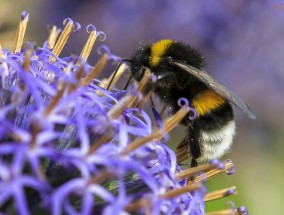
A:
0,0,283,214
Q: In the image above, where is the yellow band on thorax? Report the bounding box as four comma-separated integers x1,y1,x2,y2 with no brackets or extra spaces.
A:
149,39,173,67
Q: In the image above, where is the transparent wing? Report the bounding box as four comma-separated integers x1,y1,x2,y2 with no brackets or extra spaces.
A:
173,60,256,119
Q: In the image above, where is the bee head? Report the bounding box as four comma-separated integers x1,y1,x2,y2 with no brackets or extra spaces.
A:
130,39,207,90
130,45,151,81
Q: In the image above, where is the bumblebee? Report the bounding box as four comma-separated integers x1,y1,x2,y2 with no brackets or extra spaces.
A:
128,39,255,167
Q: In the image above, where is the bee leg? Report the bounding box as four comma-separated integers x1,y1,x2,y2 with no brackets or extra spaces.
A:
188,124,201,168
177,127,201,167
107,58,132,90
150,95,155,107
191,158,198,168
159,104,167,116
123,75,133,90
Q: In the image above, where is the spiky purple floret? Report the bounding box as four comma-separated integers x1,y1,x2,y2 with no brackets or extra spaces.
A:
238,206,249,215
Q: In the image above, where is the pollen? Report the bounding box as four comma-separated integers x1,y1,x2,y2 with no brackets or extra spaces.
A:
192,90,225,116
149,39,173,67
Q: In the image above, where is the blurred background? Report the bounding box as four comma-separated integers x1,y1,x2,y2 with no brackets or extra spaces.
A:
0,0,283,214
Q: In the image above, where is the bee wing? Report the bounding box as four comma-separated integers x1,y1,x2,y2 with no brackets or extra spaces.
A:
173,60,256,119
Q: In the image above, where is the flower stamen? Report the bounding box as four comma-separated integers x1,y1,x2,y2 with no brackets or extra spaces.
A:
176,161,223,180
88,171,113,185
13,11,29,53
194,160,235,183
23,49,32,71
51,18,79,62
68,66,85,93
125,183,201,212
159,183,201,199
47,25,61,49
176,146,190,163
204,186,236,202
80,53,108,86
124,198,150,213
88,132,112,154
76,25,106,65
44,83,67,116
205,207,248,215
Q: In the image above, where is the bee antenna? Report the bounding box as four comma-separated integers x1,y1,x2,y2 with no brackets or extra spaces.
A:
107,58,132,90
